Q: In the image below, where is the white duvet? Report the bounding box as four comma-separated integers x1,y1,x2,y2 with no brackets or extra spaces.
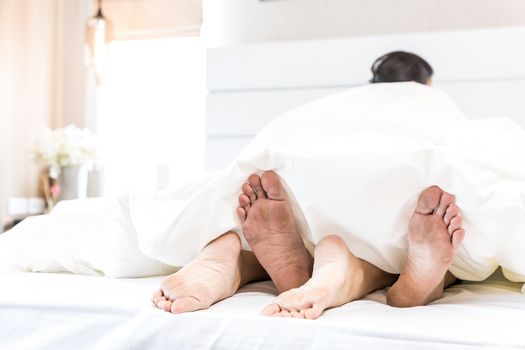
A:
2,82,525,289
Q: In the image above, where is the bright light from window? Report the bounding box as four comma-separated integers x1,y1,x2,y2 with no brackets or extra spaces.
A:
97,37,206,196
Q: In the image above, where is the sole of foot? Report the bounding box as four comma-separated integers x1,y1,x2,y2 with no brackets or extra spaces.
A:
237,171,313,293
152,231,242,314
387,186,465,307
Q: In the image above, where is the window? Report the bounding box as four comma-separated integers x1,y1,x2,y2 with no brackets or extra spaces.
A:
97,37,206,196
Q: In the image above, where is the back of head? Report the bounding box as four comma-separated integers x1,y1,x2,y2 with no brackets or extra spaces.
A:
370,51,433,85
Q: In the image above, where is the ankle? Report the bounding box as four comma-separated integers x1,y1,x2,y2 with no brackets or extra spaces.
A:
387,273,420,307
274,264,312,293
386,278,421,307
239,250,269,286
346,261,366,300
386,273,444,307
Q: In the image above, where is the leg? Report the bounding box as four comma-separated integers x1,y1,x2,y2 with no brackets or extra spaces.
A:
443,271,458,288
239,250,270,286
237,171,313,293
262,234,397,319
152,231,268,313
386,186,465,307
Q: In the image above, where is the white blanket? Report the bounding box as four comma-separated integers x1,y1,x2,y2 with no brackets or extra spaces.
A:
2,83,525,285
130,82,525,283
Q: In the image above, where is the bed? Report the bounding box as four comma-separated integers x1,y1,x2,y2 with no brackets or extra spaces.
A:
1,270,524,349
3,26,525,349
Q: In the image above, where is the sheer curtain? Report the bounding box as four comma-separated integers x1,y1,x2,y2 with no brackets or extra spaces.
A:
0,0,89,227
0,1,57,227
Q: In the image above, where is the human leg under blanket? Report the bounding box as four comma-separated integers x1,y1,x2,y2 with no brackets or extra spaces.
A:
261,234,398,319
260,185,465,318
237,171,396,319
153,170,316,314
152,232,269,313
387,186,465,307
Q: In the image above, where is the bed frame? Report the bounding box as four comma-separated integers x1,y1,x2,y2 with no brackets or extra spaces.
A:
205,26,525,170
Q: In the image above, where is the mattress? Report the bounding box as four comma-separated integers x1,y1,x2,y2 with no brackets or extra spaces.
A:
1,270,524,350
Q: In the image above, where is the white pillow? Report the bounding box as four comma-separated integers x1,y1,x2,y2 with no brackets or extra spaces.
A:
0,197,177,277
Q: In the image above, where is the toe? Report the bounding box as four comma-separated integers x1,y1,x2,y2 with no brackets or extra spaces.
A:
261,303,281,316
242,182,257,203
435,191,455,218
160,285,179,301
451,229,465,249
279,310,292,318
444,204,459,225
248,174,268,200
261,171,286,201
236,206,247,222
152,290,164,304
157,298,173,312
304,304,324,320
448,215,463,235
164,300,174,312
238,194,251,209
416,186,443,214
171,296,207,314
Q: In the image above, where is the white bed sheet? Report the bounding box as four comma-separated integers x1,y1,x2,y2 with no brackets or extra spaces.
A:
1,271,524,350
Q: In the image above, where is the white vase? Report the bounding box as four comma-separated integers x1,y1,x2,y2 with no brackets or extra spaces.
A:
58,166,88,201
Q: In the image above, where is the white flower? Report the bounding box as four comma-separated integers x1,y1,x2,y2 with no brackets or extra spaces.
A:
34,125,98,175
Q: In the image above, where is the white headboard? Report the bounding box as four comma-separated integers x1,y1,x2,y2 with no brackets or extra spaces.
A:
205,26,525,170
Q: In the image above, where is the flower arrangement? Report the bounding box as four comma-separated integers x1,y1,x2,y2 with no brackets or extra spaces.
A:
34,125,98,208
35,125,98,178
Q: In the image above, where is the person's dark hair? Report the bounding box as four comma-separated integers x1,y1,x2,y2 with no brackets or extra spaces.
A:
370,51,433,85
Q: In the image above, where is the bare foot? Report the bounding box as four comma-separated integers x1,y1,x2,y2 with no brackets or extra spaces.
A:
261,235,396,319
387,186,465,307
152,232,242,313
237,171,313,293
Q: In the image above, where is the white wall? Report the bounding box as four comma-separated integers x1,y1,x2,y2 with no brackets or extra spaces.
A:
204,27,525,170
203,0,525,46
